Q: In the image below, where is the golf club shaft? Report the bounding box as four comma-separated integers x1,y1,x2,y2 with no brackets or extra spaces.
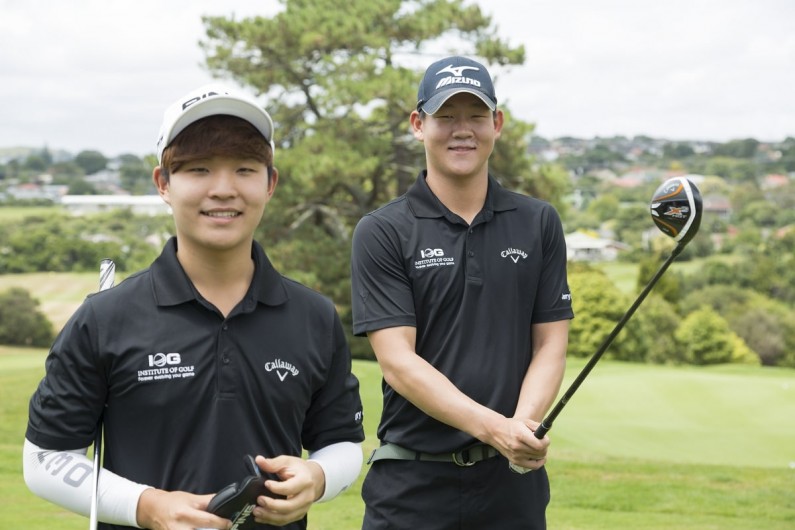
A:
90,259,115,530
534,244,684,439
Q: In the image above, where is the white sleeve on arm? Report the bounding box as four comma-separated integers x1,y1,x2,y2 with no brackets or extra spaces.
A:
23,438,150,528
307,441,363,503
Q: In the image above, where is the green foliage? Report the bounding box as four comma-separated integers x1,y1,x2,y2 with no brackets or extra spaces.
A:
674,306,734,365
567,266,647,362
634,295,680,365
0,288,53,346
73,150,108,175
118,155,156,194
681,285,795,368
66,178,98,195
662,142,695,159
0,209,169,274
199,0,571,357
586,194,620,223
711,138,759,159
636,252,681,306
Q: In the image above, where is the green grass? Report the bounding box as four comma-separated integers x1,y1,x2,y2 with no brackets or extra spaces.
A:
0,272,126,329
3,271,794,528
3,348,794,529
0,205,63,221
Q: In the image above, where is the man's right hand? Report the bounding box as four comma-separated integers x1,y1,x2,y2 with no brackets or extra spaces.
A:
136,488,231,530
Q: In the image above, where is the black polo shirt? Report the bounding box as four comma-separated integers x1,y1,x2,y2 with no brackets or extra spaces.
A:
351,171,573,453
27,238,364,524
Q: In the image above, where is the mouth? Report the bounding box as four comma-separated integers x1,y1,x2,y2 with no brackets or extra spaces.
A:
449,145,476,152
202,210,241,219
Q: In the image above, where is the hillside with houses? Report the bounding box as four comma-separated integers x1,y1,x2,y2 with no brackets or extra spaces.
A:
1,135,794,368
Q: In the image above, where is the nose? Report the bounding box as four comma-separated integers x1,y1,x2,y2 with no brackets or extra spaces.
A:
209,169,238,198
451,117,474,138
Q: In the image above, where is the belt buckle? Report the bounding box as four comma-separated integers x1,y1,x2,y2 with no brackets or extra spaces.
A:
451,449,475,467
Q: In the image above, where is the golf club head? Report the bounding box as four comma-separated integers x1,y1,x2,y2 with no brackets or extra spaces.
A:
649,177,702,246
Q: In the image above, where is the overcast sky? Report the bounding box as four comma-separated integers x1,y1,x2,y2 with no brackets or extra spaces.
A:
2,0,793,157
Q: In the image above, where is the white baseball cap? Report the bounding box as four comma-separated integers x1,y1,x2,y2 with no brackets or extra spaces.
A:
156,83,274,163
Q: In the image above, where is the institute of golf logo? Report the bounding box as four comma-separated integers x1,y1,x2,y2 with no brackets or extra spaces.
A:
137,352,196,382
415,247,455,269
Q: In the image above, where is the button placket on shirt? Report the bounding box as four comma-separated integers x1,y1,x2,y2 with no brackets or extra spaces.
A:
218,321,236,393
465,222,484,281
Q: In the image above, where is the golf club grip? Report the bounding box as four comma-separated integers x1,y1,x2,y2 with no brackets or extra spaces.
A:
534,247,682,439
90,260,115,530
534,423,550,439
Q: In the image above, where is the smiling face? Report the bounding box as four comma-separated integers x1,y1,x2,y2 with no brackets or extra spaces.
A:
154,115,276,259
410,92,504,183
154,156,276,256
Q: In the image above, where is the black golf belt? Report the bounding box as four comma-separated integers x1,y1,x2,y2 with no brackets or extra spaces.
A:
368,442,499,466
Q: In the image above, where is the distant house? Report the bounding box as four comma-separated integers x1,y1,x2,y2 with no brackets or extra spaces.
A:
761,174,790,190
565,230,631,262
6,183,69,201
702,194,732,220
60,195,171,216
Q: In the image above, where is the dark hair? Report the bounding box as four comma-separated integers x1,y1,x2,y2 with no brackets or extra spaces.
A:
160,115,274,180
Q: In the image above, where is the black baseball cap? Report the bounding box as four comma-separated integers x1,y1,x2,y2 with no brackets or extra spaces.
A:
416,56,497,115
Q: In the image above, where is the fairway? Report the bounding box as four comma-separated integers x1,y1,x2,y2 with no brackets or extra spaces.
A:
550,360,794,469
0,272,127,330
3,348,794,529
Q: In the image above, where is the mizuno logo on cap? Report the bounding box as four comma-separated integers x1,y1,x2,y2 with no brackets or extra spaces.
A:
435,65,482,90
437,65,479,77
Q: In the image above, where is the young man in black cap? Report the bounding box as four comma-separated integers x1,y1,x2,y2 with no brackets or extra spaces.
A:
24,84,365,530
351,56,573,529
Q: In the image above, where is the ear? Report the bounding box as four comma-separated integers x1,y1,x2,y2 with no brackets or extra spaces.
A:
493,109,505,139
409,110,424,142
152,166,170,204
266,167,279,198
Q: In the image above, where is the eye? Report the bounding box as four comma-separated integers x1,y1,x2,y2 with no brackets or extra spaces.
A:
237,162,266,174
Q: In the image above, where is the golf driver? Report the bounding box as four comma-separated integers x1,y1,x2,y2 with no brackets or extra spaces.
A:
89,259,115,530
535,176,702,439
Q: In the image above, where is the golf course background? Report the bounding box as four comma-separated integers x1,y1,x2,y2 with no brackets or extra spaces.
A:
1,272,793,529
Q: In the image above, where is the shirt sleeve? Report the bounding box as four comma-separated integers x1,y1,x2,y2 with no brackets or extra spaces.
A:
532,204,574,323
26,300,107,450
350,214,417,336
301,308,365,450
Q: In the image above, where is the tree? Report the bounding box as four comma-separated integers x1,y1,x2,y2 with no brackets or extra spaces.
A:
74,150,108,175
732,307,786,366
0,287,54,347
67,178,98,195
674,306,734,365
200,0,570,354
712,138,759,159
23,153,48,173
663,142,695,159
636,251,681,306
119,156,155,194
638,295,681,365
586,194,620,224
566,266,647,361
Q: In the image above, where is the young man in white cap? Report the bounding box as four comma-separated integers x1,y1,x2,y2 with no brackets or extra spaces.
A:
24,84,365,530
351,56,573,529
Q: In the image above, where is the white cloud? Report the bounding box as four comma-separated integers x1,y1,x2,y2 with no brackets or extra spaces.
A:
1,0,793,156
